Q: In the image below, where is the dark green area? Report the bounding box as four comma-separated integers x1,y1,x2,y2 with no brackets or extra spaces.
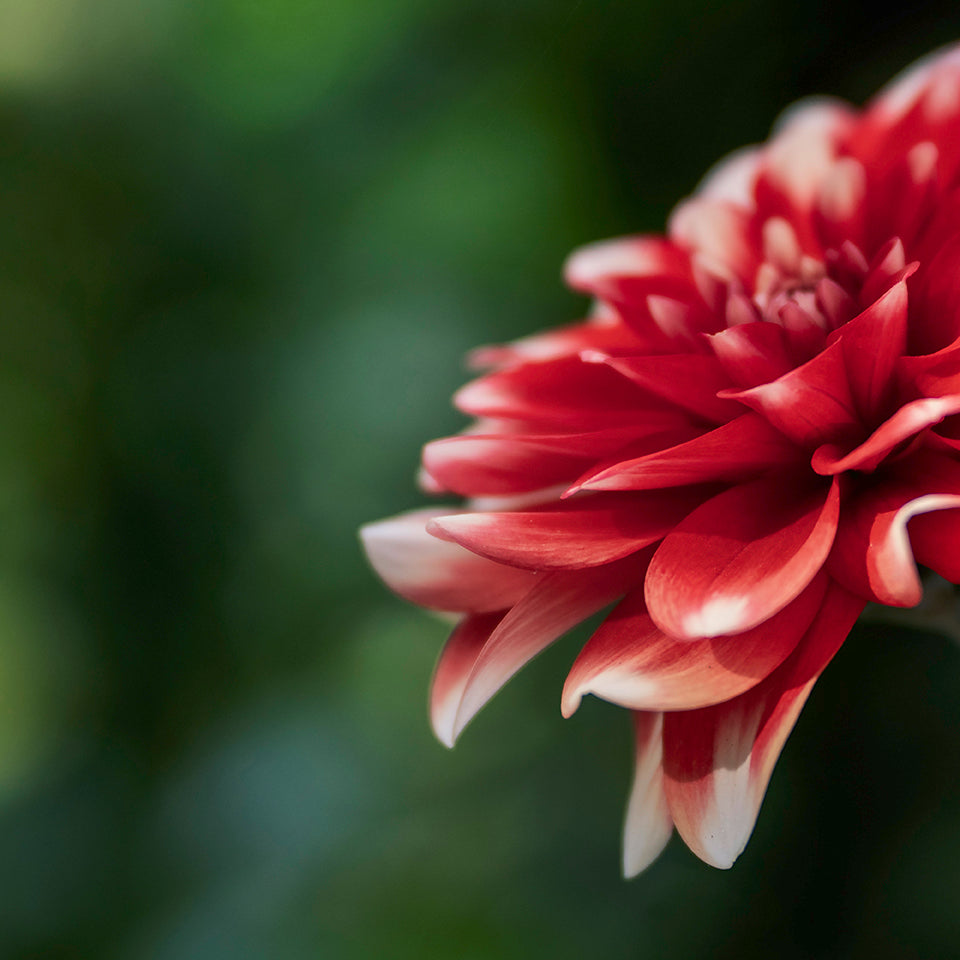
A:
2,1,960,956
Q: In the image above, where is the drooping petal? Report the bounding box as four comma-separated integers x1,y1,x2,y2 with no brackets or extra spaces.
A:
645,473,840,639
573,414,801,493
360,509,537,612
661,581,864,869
622,712,674,878
444,553,650,745
430,613,504,747
428,490,700,570
562,573,825,716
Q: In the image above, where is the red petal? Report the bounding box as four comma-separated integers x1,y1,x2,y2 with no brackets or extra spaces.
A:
622,712,673,877
645,474,840,639
444,553,649,745
662,581,864,868
428,490,700,570
725,340,862,448
360,509,537,612
468,320,640,370
575,414,801,493
562,573,825,716
909,233,960,355
455,355,657,429
812,395,960,475
898,335,960,398
596,353,741,424
839,276,909,422
828,452,960,606
707,322,794,389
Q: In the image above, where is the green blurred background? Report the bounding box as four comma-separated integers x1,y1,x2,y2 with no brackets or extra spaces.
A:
4,1,960,957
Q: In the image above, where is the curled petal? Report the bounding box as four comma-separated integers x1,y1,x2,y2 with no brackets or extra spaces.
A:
360,509,536,612
828,454,960,605
662,581,864,869
622,712,673,878
812,395,960,475
562,573,826,716
646,474,840,639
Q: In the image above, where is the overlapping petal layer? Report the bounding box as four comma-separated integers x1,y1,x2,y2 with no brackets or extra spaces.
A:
362,44,960,874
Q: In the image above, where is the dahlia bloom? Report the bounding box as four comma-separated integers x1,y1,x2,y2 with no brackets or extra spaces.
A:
361,45,960,873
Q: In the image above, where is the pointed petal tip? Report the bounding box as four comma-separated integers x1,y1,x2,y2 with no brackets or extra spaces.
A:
623,836,672,879
431,719,458,750
559,683,583,719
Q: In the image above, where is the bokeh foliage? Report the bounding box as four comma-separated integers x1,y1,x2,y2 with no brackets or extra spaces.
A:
3,0,960,957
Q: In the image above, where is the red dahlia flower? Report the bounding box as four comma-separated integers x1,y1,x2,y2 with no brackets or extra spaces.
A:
361,44,960,873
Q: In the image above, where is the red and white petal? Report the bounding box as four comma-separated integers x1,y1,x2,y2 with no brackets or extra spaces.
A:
662,581,864,869
645,474,840,639
564,236,692,294
467,320,639,370
762,98,856,210
622,712,674,878
695,146,762,206
574,414,801,493
443,553,650,745
360,509,537,612
430,613,504,747
669,199,759,283
423,426,654,496
563,574,825,716
428,490,700,570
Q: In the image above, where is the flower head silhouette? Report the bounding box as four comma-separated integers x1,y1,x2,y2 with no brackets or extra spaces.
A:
362,45,960,872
